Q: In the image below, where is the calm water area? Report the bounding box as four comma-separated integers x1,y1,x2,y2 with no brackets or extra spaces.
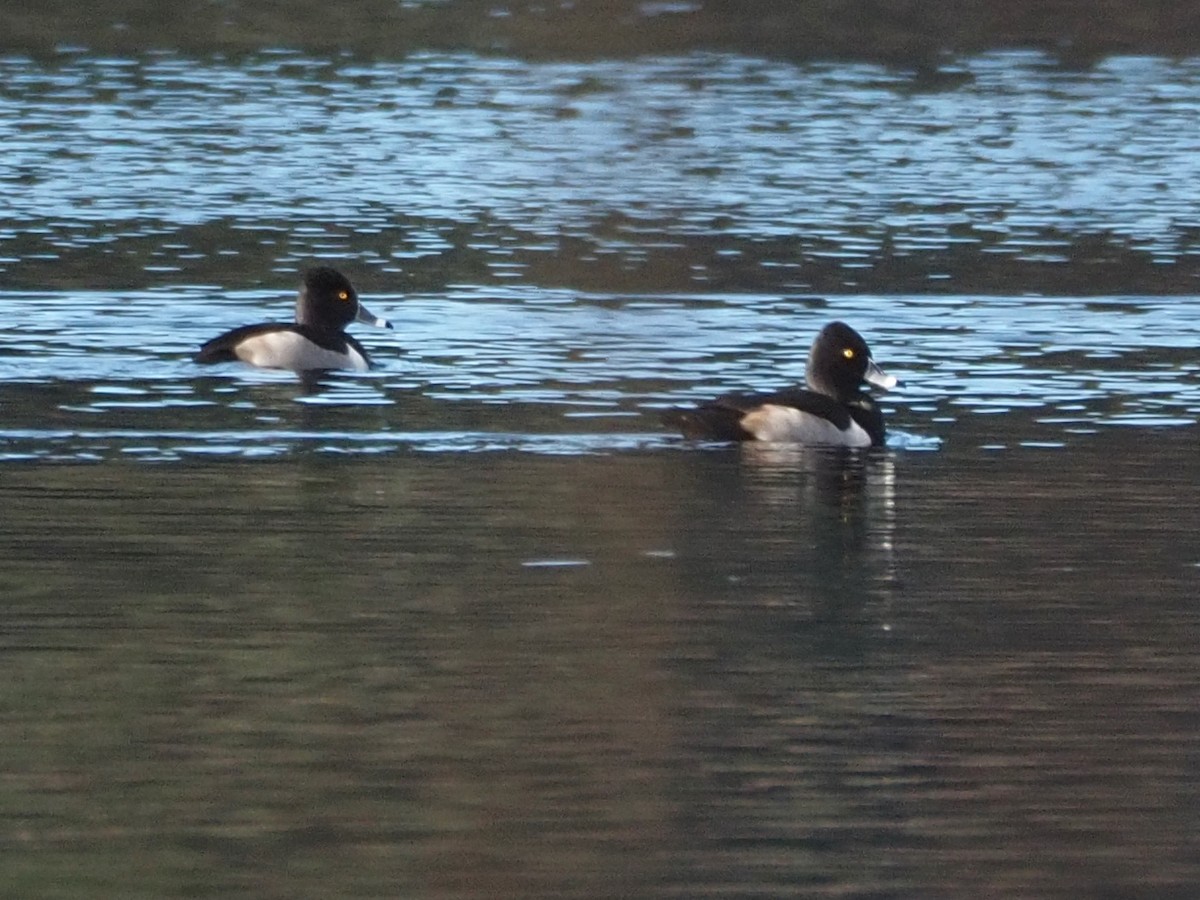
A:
1,14,1199,899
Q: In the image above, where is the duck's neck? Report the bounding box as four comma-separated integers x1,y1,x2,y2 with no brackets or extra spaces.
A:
807,371,858,403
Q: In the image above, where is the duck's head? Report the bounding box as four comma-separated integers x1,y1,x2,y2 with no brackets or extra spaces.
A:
806,321,897,401
296,266,393,333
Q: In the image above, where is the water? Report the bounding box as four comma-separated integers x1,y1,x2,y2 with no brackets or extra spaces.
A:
3,440,1198,897
2,52,1199,292
1,42,1199,899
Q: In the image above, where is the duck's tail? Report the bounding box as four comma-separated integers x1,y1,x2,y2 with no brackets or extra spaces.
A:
662,405,751,442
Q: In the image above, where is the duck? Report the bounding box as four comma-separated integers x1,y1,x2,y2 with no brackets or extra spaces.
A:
665,321,897,447
194,266,392,372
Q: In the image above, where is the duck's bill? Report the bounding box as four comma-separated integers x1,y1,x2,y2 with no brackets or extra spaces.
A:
864,359,898,391
356,303,393,329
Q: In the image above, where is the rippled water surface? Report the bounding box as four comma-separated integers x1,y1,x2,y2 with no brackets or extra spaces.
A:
0,287,1197,459
1,45,1199,899
3,51,1199,292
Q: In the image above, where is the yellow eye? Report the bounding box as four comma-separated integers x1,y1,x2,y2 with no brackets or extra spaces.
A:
337,291,349,301
842,348,855,359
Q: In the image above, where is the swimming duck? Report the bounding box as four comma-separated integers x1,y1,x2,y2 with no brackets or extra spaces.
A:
666,321,897,447
194,266,392,371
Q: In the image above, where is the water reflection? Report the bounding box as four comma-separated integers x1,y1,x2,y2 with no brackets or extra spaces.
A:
1,421,1197,897
670,447,897,644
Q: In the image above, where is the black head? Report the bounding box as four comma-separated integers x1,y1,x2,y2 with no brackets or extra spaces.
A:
806,321,897,402
296,266,360,331
295,266,393,334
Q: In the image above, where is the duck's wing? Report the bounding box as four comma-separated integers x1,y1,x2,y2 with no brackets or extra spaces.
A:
194,322,282,363
665,388,853,441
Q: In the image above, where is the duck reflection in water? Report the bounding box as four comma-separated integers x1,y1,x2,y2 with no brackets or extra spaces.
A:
671,440,899,660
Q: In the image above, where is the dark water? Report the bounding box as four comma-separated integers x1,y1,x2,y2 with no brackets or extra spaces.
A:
1,39,1199,899
3,438,1199,898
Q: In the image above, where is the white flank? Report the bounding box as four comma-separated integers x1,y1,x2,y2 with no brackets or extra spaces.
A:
740,404,871,447
234,331,368,372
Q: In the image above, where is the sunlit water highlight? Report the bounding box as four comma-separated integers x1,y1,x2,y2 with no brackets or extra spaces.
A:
2,50,1199,295
1,49,1197,461
1,287,1195,460
2,52,1198,237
